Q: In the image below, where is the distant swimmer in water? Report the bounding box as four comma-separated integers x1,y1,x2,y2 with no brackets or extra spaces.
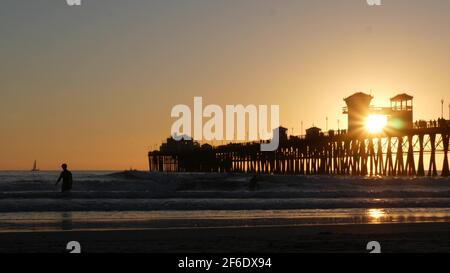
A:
55,163,73,193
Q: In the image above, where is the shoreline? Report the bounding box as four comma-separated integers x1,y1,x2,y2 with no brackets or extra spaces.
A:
1,197,450,213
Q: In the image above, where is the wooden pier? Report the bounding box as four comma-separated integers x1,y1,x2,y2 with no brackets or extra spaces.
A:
149,93,450,177
149,124,449,176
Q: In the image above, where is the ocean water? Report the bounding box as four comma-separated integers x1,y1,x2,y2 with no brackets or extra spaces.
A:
0,171,449,232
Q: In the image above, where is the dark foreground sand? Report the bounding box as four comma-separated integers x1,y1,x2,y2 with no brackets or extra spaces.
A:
1,222,450,253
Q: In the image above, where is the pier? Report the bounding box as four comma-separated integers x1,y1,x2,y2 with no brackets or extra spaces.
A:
149,93,450,177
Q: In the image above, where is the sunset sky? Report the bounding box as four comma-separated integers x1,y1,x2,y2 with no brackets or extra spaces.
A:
1,0,449,170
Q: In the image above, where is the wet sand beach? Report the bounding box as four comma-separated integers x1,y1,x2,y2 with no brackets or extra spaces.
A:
1,222,450,253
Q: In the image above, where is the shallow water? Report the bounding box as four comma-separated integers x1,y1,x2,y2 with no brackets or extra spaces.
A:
1,208,450,232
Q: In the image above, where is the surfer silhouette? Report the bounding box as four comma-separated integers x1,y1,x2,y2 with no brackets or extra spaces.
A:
55,164,73,193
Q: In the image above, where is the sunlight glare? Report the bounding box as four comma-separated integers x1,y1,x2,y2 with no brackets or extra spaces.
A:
368,209,386,221
365,115,387,134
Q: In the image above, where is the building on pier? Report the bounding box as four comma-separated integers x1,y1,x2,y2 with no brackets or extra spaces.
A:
342,92,415,135
343,92,373,136
306,126,322,139
388,93,414,130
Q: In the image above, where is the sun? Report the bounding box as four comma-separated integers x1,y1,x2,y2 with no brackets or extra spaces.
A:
365,114,387,134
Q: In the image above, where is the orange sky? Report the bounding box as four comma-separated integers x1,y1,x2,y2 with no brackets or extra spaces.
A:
1,0,449,170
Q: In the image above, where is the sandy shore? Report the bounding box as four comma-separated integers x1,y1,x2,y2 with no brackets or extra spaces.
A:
1,222,450,253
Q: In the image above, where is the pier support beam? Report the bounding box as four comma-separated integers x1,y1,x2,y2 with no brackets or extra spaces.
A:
428,133,438,176
443,133,449,177
385,137,394,176
417,134,425,176
406,135,416,176
395,137,405,176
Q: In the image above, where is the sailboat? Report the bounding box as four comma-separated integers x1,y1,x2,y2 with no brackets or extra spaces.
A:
31,160,39,172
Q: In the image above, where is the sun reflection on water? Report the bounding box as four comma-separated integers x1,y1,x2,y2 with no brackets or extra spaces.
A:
367,209,386,222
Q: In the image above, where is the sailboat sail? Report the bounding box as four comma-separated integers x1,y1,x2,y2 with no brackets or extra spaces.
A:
31,160,39,172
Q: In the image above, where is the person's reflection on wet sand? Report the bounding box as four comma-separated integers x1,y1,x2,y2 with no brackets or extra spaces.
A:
61,212,73,231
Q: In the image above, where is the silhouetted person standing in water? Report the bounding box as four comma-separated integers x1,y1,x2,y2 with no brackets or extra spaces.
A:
55,164,73,193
